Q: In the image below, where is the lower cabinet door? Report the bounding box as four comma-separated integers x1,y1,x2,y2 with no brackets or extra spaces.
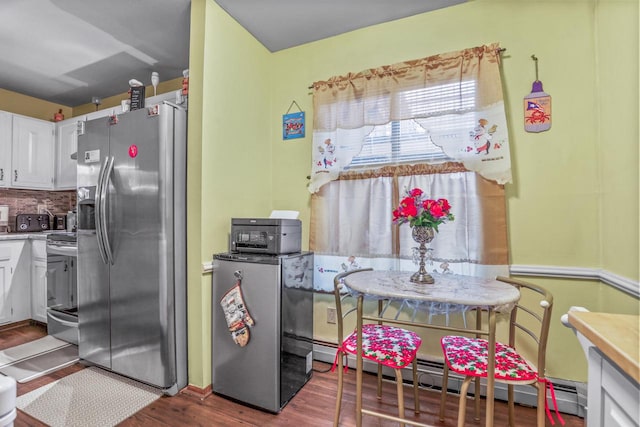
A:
31,260,48,323
0,258,11,325
588,347,640,427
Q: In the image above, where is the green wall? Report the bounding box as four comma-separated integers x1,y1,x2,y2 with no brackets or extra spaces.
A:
186,0,207,392
596,0,639,279
187,0,273,388
188,0,638,387
0,88,71,121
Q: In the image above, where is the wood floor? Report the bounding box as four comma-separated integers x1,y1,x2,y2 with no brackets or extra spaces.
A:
4,323,585,426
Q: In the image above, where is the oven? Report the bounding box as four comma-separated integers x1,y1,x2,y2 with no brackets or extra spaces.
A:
46,232,78,345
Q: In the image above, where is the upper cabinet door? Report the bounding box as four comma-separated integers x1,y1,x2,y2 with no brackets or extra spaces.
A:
55,117,84,190
0,112,11,187
11,115,54,189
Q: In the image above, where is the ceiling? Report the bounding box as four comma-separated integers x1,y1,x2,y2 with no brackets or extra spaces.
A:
214,0,467,52
0,0,191,108
0,0,465,108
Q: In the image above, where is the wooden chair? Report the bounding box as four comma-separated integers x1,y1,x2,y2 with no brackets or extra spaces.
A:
332,269,422,427
438,276,562,427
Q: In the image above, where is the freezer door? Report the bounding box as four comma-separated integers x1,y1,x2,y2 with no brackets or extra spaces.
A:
77,116,112,368
107,107,177,387
212,259,281,412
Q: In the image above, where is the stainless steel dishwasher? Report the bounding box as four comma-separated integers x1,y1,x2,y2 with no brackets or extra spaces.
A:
211,251,314,413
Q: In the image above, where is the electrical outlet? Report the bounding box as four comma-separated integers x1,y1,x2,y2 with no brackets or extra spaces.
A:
37,204,46,214
327,307,337,324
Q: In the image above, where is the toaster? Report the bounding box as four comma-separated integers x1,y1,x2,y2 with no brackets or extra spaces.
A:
15,214,50,232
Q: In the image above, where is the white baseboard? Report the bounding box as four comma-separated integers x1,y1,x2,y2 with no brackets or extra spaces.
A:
313,342,587,418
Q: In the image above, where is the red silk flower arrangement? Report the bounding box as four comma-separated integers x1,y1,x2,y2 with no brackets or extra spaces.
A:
392,188,454,232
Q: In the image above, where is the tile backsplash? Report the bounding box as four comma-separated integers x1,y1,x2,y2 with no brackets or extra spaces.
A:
0,188,76,232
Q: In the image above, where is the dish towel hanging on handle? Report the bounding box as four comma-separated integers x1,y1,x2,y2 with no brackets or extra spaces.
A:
220,273,255,347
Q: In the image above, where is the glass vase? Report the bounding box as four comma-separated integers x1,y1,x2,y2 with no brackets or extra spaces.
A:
410,226,435,284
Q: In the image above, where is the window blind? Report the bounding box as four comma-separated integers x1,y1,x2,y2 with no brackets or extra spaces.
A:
348,81,477,168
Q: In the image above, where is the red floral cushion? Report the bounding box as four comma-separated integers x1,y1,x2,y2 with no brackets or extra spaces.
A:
341,324,421,369
441,335,537,382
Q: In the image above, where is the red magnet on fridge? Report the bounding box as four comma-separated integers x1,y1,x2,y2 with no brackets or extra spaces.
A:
128,144,138,158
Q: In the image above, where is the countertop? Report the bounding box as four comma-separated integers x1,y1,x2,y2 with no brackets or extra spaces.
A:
568,311,640,383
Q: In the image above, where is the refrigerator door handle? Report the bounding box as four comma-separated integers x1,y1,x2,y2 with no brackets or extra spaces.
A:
101,156,115,265
95,156,110,264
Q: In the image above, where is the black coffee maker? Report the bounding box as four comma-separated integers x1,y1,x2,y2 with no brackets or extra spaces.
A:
53,214,67,230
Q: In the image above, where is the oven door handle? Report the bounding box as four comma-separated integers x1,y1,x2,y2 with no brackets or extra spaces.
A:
46,244,77,257
46,310,78,327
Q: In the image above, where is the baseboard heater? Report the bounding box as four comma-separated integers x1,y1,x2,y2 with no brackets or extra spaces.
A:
312,341,587,418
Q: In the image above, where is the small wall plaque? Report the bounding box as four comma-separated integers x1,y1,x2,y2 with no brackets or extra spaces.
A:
282,100,305,140
283,111,305,140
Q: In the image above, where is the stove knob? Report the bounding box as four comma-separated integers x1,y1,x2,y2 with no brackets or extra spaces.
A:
19,223,27,230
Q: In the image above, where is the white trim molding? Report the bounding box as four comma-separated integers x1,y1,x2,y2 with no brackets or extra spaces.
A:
509,265,639,298
202,261,214,273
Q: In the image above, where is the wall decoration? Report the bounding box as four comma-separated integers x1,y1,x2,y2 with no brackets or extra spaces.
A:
283,101,305,140
524,55,552,132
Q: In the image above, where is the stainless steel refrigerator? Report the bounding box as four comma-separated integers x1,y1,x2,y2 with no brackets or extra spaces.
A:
76,102,187,395
212,252,314,412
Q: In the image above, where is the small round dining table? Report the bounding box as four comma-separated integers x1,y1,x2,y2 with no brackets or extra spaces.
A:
343,270,521,427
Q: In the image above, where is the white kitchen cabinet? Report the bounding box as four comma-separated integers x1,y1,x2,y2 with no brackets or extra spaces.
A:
0,111,11,187
11,114,55,189
30,240,48,323
0,240,31,325
55,116,84,190
587,347,639,427
0,253,11,324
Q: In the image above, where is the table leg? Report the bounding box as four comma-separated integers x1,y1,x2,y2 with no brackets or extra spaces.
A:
356,295,364,427
485,308,497,427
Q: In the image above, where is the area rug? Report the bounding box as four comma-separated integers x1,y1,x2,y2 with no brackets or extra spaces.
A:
16,367,162,427
0,336,70,369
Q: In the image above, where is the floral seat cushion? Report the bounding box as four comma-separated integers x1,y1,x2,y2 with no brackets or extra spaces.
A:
340,324,421,370
441,335,537,382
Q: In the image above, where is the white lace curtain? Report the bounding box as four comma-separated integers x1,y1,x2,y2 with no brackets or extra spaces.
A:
308,43,511,193
310,165,509,293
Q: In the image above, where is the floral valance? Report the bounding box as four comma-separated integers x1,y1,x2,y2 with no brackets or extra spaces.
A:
309,43,512,193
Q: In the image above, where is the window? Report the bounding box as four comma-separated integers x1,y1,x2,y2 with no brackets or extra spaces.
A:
309,45,511,292
348,81,477,168
349,119,450,167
